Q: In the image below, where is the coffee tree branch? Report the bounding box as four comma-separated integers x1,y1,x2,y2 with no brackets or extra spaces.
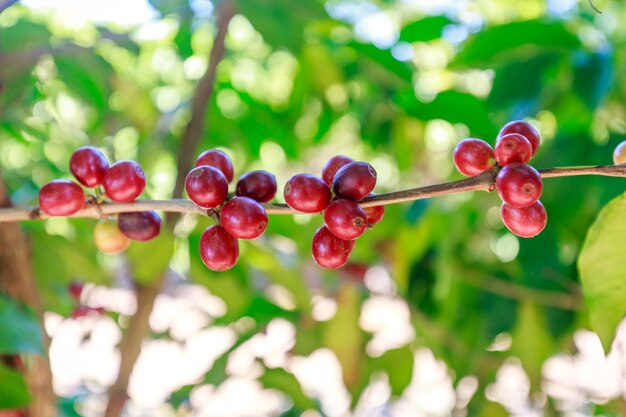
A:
1,164,625,223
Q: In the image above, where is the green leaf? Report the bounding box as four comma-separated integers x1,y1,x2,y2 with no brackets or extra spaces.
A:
396,90,497,139
349,41,413,83
235,0,327,52
399,15,451,43
0,295,44,355
54,53,113,113
127,229,175,284
573,49,613,109
578,192,626,351
488,53,559,108
0,363,31,409
456,20,581,66
260,368,316,410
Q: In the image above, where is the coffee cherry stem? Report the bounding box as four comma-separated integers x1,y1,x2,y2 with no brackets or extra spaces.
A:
5,164,626,223
207,208,221,224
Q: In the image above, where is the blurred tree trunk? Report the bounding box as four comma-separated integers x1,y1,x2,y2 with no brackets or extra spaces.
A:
0,173,56,417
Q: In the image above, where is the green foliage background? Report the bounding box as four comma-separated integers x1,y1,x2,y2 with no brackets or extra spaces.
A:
1,0,626,415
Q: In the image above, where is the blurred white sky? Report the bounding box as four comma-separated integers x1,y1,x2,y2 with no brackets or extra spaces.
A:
21,0,158,26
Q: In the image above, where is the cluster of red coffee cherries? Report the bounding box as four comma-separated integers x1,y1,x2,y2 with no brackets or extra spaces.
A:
284,156,384,269
37,147,162,253
453,120,547,238
185,149,276,271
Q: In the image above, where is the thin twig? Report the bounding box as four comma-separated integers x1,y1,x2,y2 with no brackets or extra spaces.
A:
589,0,602,13
3,164,626,223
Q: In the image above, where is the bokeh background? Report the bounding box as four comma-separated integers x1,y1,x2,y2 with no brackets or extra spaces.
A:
2,0,626,416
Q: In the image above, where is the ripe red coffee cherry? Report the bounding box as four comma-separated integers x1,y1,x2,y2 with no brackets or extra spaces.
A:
68,280,84,301
93,220,129,254
312,226,355,269
235,170,277,203
613,140,626,165
117,211,162,241
284,174,331,213
322,155,354,186
495,163,542,208
220,196,268,240
185,165,229,209
323,199,367,240
362,194,385,227
333,162,377,201
494,133,533,166
452,138,495,176
39,179,85,216
498,120,540,156
200,225,239,271
195,149,234,183
501,201,547,238
69,146,109,187
103,160,146,203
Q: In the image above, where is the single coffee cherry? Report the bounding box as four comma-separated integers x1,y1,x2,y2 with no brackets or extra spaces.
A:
494,133,533,166
501,201,547,238
312,226,355,269
333,162,377,201
284,174,331,213
452,138,495,176
69,146,109,187
200,225,239,271
322,155,354,186
103,160,146,203
498,120,540,156
220,196,268,240
613,140,626,165
362,194,385,227
117,211,162,241
68,280,84,301
495,163,542,208
235,170,277,203
185,165,229,208
93,220,130,254
195,149,234,183
323,199,367,240
39,179,85,216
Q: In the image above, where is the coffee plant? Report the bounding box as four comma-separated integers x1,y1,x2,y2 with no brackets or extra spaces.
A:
1,1,626,417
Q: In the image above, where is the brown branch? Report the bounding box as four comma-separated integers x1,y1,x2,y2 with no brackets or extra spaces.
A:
0,172,56,417
171,0,236,202
3,164,626,223
103,3,235,417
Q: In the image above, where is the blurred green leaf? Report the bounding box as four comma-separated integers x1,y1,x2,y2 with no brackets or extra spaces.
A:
396,90,496,138
54,53,113,115
456,20,581,66
235,0,327,52
578,192,626,351
260,368,317,410
127,229,175,284
349,41,413,83
573,49,613,109
0,295,43,355
399,15,452,43
0,363,31,409
488,53,559,108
